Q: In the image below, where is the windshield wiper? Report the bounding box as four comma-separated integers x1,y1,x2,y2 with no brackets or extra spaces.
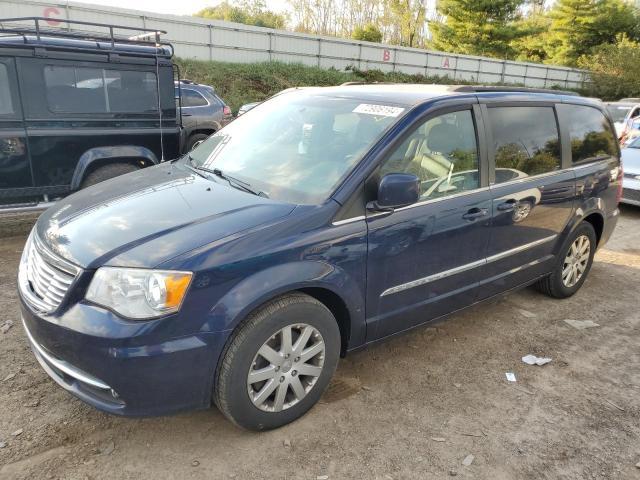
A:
194,165,268,198
183,155,208,178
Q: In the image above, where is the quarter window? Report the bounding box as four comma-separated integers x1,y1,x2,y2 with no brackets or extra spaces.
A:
488,106,560,184
180,89,209,107
44,66,157,114
564,105,617,163
379,110,480,199
0,64,14,115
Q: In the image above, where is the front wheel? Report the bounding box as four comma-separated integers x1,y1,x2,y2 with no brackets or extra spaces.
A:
214,293,340,430
80,162,139,188
535,222,597,298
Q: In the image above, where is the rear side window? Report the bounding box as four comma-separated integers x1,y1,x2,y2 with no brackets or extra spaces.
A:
181,89,208,107
0,64,14,115
44,66,157,114
563,105,617,163
488,106,561,183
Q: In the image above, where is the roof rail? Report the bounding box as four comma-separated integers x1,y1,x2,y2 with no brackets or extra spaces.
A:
452,85,580,96
340,81,397,86
0,17,173,57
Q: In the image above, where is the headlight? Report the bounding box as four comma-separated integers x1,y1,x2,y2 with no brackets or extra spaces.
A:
86,267,192,319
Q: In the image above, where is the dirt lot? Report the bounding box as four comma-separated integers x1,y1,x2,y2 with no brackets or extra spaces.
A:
0,207,639,480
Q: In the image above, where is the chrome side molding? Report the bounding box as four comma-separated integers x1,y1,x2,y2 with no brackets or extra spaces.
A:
380,234,557,297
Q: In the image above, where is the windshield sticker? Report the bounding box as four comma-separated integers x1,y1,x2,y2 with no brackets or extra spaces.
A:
353,104,405,118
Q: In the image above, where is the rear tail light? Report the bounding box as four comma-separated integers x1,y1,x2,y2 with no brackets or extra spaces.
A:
223,105,232,116
616,164,624,204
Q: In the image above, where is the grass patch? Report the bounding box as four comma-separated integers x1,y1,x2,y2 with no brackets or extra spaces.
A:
175,58,579,113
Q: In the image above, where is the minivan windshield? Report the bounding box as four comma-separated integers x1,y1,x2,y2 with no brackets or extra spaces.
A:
187,91,404,204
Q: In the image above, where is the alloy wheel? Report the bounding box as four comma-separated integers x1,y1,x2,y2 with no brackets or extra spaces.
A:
247,324,325,412
562,234,591,288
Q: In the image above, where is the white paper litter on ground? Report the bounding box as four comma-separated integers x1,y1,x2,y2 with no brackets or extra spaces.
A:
505,372,516,382
522,354,552,366
564,319,600,330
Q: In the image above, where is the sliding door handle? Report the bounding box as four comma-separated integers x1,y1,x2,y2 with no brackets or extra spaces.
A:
462,207,488,220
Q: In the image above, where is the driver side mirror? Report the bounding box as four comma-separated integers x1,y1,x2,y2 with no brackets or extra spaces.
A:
368,173,420,211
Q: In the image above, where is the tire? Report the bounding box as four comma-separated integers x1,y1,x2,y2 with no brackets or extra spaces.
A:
80,163,139,188
187,133,209,151
535,222,597,299
214,293,340,431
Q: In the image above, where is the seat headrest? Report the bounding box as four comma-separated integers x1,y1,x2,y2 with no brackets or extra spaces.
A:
427,123,461,155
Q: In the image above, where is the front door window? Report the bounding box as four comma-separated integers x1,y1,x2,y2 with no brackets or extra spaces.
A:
379,109,480,199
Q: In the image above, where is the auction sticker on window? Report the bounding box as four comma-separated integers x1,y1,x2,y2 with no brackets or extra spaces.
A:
353,104,405,117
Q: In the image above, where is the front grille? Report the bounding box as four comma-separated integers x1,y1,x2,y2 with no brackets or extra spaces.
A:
18,232,80,313
622,187,640,204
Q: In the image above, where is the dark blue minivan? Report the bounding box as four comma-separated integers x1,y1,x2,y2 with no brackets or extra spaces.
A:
18,85,622,430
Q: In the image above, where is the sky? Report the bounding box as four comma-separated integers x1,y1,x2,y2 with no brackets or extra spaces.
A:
76,0,290,16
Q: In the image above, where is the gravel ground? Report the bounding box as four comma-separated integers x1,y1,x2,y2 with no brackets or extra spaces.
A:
0,206,639,480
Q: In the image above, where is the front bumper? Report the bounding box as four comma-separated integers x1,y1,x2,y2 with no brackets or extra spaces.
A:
20,297,228,417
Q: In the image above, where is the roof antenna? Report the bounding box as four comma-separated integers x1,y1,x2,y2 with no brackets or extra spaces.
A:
154,33,165,162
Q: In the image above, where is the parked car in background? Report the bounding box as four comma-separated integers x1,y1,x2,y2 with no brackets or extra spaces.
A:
19,85,621,430
605,102,640,137
0,17,181,211
619,98,640,103
621,136,640,206
176,80,232,150
621,117,640,146
237,101,260,116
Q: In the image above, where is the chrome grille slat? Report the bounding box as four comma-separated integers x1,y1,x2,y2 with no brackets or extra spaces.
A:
18,232,80,314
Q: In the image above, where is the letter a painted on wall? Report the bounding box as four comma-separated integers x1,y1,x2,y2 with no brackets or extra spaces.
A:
382,49,391,62
442,57,450,69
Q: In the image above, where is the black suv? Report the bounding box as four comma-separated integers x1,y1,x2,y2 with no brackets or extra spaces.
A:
0,18,181,210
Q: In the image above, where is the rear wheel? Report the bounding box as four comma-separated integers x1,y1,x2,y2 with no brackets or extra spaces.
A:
535,222,597,298
80,163,139,188
214,293,340,430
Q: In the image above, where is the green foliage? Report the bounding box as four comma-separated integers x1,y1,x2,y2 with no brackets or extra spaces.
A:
388,0,426,47
351,23,383,43
544,0,639,66
195,0,287,29
174,58,524,113
511,11,552,63
429,0,527,59
578,36,640,101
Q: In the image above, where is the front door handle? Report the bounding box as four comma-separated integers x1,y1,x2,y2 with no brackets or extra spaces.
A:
497,199,517,211
462,207,488,221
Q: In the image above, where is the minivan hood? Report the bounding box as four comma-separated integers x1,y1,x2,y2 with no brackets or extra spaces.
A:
36,163,295,269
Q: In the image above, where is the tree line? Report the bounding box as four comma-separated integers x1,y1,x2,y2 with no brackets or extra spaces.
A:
195,0,640,99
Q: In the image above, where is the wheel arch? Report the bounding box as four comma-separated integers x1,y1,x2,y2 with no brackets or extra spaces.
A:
70,146,159,190
557,202,607,254
208,261,365,357
191,127,217,137
297,287,351,356
583,211,604,246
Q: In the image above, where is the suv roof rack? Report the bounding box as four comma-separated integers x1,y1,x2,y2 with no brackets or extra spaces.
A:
0,17,173,58
451,85,580,96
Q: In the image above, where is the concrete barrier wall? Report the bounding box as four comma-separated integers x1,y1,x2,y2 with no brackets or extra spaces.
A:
1,0,590,89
